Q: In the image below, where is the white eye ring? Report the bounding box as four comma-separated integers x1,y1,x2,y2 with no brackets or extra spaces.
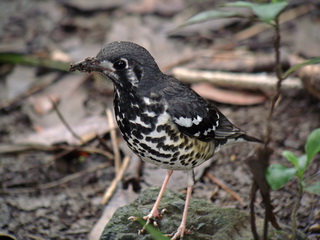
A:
113,58,128,70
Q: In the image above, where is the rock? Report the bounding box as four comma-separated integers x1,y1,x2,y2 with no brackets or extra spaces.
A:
0,200,10,228
100,187,306,240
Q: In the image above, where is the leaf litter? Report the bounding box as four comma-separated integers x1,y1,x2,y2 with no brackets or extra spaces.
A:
0,0,319,239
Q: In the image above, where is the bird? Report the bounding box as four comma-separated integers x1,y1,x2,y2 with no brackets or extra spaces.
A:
70,41,261,239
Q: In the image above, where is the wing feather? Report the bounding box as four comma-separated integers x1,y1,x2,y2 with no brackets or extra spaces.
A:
161,80,243,142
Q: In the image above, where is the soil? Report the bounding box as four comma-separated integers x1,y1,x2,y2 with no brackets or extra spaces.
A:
0,1,319,240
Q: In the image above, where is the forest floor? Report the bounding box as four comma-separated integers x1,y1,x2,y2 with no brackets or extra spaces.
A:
0,0,319,239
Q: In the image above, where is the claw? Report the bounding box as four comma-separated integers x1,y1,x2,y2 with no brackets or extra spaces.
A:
161,208,167,216
143,208,162,220
137,211,162,235
153,221,158,228
128,216,139,221
128,214,159,235
170,228,185,240
168,224,191,240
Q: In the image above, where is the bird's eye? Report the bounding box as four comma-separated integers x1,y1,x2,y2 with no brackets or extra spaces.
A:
113,59,128,70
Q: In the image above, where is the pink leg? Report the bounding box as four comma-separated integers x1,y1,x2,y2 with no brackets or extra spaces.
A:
143,170,173,221
132,169,174,234
171,185,193,240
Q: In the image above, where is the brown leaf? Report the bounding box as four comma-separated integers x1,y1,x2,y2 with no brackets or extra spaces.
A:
192,83,266,105
290,55,320,100
28,94,59,115
124,0,184,17
14,116,110,145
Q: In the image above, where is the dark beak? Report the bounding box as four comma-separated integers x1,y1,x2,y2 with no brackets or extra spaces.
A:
70,57,114,74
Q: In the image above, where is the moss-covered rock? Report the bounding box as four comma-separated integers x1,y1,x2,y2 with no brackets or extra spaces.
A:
100,187,306,240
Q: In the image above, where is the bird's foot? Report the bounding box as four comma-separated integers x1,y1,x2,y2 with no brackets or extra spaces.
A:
129,209,167,235
128,215,154,235
140,208,166,234
143,208,162,221
166,224,190,240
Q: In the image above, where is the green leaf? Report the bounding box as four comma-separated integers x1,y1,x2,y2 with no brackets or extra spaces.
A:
297,154,308,180
251,2,288,24
305,128,320,164
283,58,320,79
137,219,170,240
266,164,296,190
305,182,320,195
0,53,70,71
282,151,299,168
225,1,288,24
224,1,256,8
177,10,243,29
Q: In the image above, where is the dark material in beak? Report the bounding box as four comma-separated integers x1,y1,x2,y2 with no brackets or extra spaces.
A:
69,57,111,73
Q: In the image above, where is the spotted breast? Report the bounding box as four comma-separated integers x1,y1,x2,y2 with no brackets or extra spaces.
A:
114,88,216,170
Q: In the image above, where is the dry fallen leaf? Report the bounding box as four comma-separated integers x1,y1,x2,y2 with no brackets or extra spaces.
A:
51,49,71,62
28,94,59,115
124,0,184,17
289,55,320,100
192,83,266,105
14,115,110,145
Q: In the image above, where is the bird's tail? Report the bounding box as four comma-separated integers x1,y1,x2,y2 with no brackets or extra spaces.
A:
238,133,263,144
214,133,262,153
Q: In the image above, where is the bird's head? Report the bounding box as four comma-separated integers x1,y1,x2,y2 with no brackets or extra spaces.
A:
70,41,161,90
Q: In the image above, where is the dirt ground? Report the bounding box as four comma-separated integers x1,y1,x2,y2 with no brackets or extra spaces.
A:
0,1,319,240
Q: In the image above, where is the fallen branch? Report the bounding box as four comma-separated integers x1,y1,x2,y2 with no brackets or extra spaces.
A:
123,155,143,192
50,96,85,145
106,109,121,174
205,172,245,206
173,67,302,93
0,143,113,160
1,161,110,194
101,156,131,205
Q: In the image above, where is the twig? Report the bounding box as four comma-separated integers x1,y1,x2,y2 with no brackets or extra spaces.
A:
209,185,219,200
205,172,245,206
172,67,302,93
101,156,131,205
263,201,269,240
106,108,121,174
253,19,284,240
247,147,281,240
264,18,284,146
250,182,260,240
25,234,46,240
41,162,110,189
0,73,59,110
64,229,90,235
50,96,85,145
123,155,143,192
1,161,110,194
0,143,113,160
291,182,303,240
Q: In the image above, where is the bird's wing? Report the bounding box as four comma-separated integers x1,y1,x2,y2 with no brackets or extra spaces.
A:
162,81,243,142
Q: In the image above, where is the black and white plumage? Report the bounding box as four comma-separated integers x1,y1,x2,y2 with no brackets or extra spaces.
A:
70,41,260,239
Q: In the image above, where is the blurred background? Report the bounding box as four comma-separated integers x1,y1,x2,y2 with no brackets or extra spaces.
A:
0,0,319,239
